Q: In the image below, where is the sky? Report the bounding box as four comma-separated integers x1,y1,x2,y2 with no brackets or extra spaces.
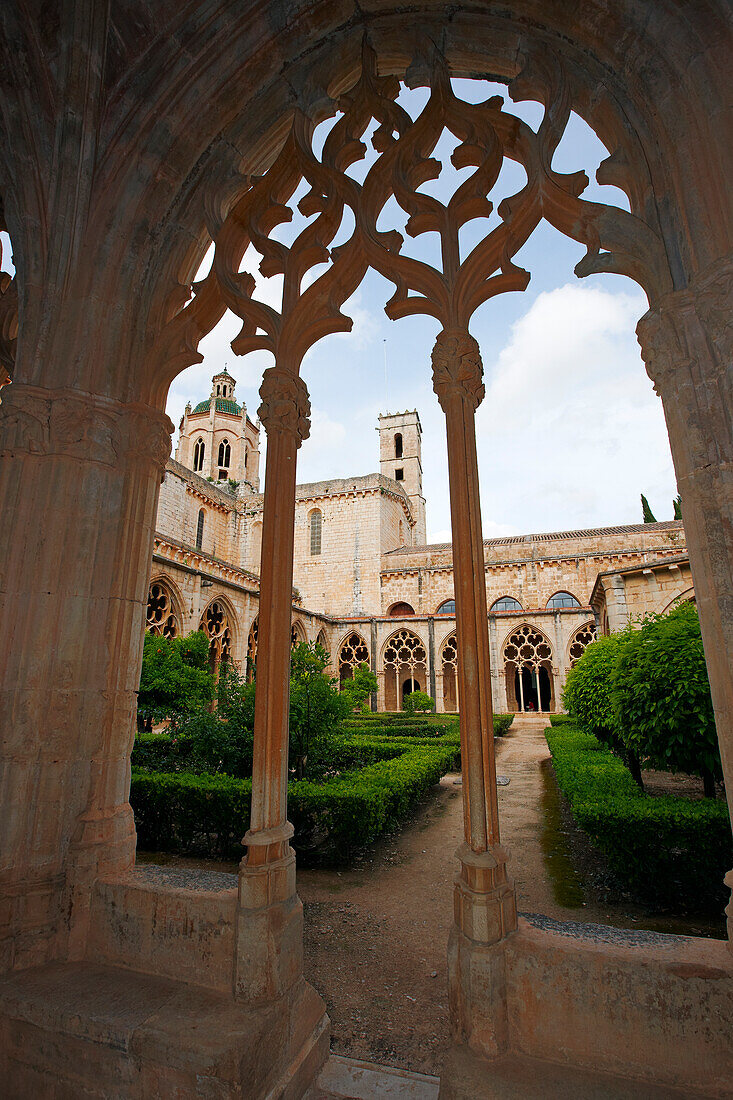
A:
3,75,677,543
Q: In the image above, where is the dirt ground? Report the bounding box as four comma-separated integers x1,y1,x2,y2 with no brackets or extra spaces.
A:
137,716,727,1078
297,716,727,1077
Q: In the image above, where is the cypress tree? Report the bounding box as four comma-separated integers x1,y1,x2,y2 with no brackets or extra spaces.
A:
641,493,657,523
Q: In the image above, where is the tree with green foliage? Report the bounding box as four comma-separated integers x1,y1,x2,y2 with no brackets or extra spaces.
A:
562,631,644,788
673,494,682,520
640,493,657,523
403,689,435,714
341,662,378,713
137,630,215,728
612,602,720,797
289,642,350,779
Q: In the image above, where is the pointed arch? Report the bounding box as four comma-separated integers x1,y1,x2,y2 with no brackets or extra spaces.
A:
502,622,555,713
338,630,369,685
199,595,238,679
567,621,598,667
382,627,428,711
246,616,258,682
440,631,458,712
145,577,183,639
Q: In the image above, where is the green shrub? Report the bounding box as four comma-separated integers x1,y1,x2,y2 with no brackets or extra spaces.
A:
403,690,435,714
340,663,378,713
131,742,457,864
548,714,575,726
492,714,514,736
612,602,721,795
137,630,215,727
546,724,731,911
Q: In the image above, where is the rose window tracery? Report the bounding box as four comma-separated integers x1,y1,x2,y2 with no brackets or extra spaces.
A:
200,599,233,673
146,582,179,639
339,631,369,684
568,621,597,667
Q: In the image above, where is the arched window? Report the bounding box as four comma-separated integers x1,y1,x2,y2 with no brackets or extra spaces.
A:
436,599,455,615
246,618,258,682
196,508,205,549
339,632,369,685
441,633,458,712
388,601,414,617
502,625,554,713
394,433,403,459
309,509,322,556
490,596,523,613
200,599,234,680
193,437,205,472
146,582,179,639
546,591,581,609
568,622,597,667
383,629,427,711
217,438,231,471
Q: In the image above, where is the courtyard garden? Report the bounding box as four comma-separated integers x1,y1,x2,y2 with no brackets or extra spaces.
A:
132,635,513,864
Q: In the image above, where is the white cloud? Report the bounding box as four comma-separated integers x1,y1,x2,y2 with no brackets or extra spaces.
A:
475,283,676,530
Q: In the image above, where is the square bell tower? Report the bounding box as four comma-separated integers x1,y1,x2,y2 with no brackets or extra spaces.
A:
378,410,427,544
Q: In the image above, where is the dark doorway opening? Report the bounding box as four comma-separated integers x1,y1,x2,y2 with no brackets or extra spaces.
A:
514,666,552,712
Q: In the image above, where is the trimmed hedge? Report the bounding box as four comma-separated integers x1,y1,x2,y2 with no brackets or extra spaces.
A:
131,742,458,864
548,714,575,726
546,724,732,911
341,713,513,737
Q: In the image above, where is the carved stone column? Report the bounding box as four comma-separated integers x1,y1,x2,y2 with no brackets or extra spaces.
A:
433,329,516,1057
0,383,172,970
234,366,310,1000
637,259,733,944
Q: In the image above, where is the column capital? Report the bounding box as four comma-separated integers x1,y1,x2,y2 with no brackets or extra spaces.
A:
257,367,310,447
431,328,485,412
0,383,173,469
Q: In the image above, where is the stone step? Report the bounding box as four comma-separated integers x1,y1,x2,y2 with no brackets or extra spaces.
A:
307,1055,440,1099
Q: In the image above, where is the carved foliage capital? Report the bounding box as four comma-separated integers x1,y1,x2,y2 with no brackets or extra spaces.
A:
0,384,173,470
258,368,311,447
431,329,485,412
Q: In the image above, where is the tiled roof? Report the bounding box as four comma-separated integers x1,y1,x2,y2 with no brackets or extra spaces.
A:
191,397,242,415
386,520,684,554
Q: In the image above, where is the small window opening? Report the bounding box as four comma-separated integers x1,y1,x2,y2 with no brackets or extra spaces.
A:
395,433,403,459
193,438,205,472
196,509,205,550
395,467,404,481
310,509,322,556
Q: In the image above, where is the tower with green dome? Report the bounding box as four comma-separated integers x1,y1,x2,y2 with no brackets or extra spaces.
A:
175,370,260,489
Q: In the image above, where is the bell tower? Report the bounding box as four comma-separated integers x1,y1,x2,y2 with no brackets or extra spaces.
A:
378,410,427,544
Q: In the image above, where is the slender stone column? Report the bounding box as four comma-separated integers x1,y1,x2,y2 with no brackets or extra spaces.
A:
638,260,733,944
432,329,517,945
234,366,310,1000
0,383,172,970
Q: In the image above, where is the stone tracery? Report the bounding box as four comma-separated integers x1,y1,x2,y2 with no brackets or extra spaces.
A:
199,598,234,674
441,632,458,711
568,621,597,667
503,623,554,712
383,627,428,709
338,631,369,685
145,581,179,639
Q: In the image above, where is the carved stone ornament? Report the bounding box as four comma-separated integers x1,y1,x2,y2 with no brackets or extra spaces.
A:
257,368,311,446
432,329,485,411
0,383,173,468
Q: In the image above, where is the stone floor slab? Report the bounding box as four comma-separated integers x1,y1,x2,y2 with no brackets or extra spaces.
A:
311,1055,441,1099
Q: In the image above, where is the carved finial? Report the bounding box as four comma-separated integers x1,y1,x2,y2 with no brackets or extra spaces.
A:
258,368,311,447
431,329,485,412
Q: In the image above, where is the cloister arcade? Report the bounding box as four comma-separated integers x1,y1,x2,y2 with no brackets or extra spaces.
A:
0,3,731,1096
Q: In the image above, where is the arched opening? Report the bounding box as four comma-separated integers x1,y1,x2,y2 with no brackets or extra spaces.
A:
338,631,369,686
246,617,258,682
217,438,231,478
441,633,458,712
193,437,205,473
199,598,234,682
388,601,414,617
490,596,523,613
503,624,555,712
383,629,427,711
436,599,455,615
196,508,205,550
568,621,597,667
309,509,322,556
394,432,403,459
546,591,582,609
145,581,179,639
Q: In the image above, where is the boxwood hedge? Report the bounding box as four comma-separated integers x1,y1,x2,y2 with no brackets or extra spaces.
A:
546,724,732,911
131,741,459,864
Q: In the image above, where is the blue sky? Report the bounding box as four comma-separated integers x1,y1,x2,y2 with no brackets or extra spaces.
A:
2,77,677,542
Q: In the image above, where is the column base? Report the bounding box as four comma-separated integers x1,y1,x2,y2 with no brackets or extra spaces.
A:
234,840,304,1002
453,843,517,944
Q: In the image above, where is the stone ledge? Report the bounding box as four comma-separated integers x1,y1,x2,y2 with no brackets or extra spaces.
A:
0,962,327,1098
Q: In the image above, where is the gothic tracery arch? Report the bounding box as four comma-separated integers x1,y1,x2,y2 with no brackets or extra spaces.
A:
383,627,428,710
502,623,555,712
568,621,597,667
338,631,369,685
199,597,236,677
440,632,458,712
246,617,258,682
146,580,180,639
